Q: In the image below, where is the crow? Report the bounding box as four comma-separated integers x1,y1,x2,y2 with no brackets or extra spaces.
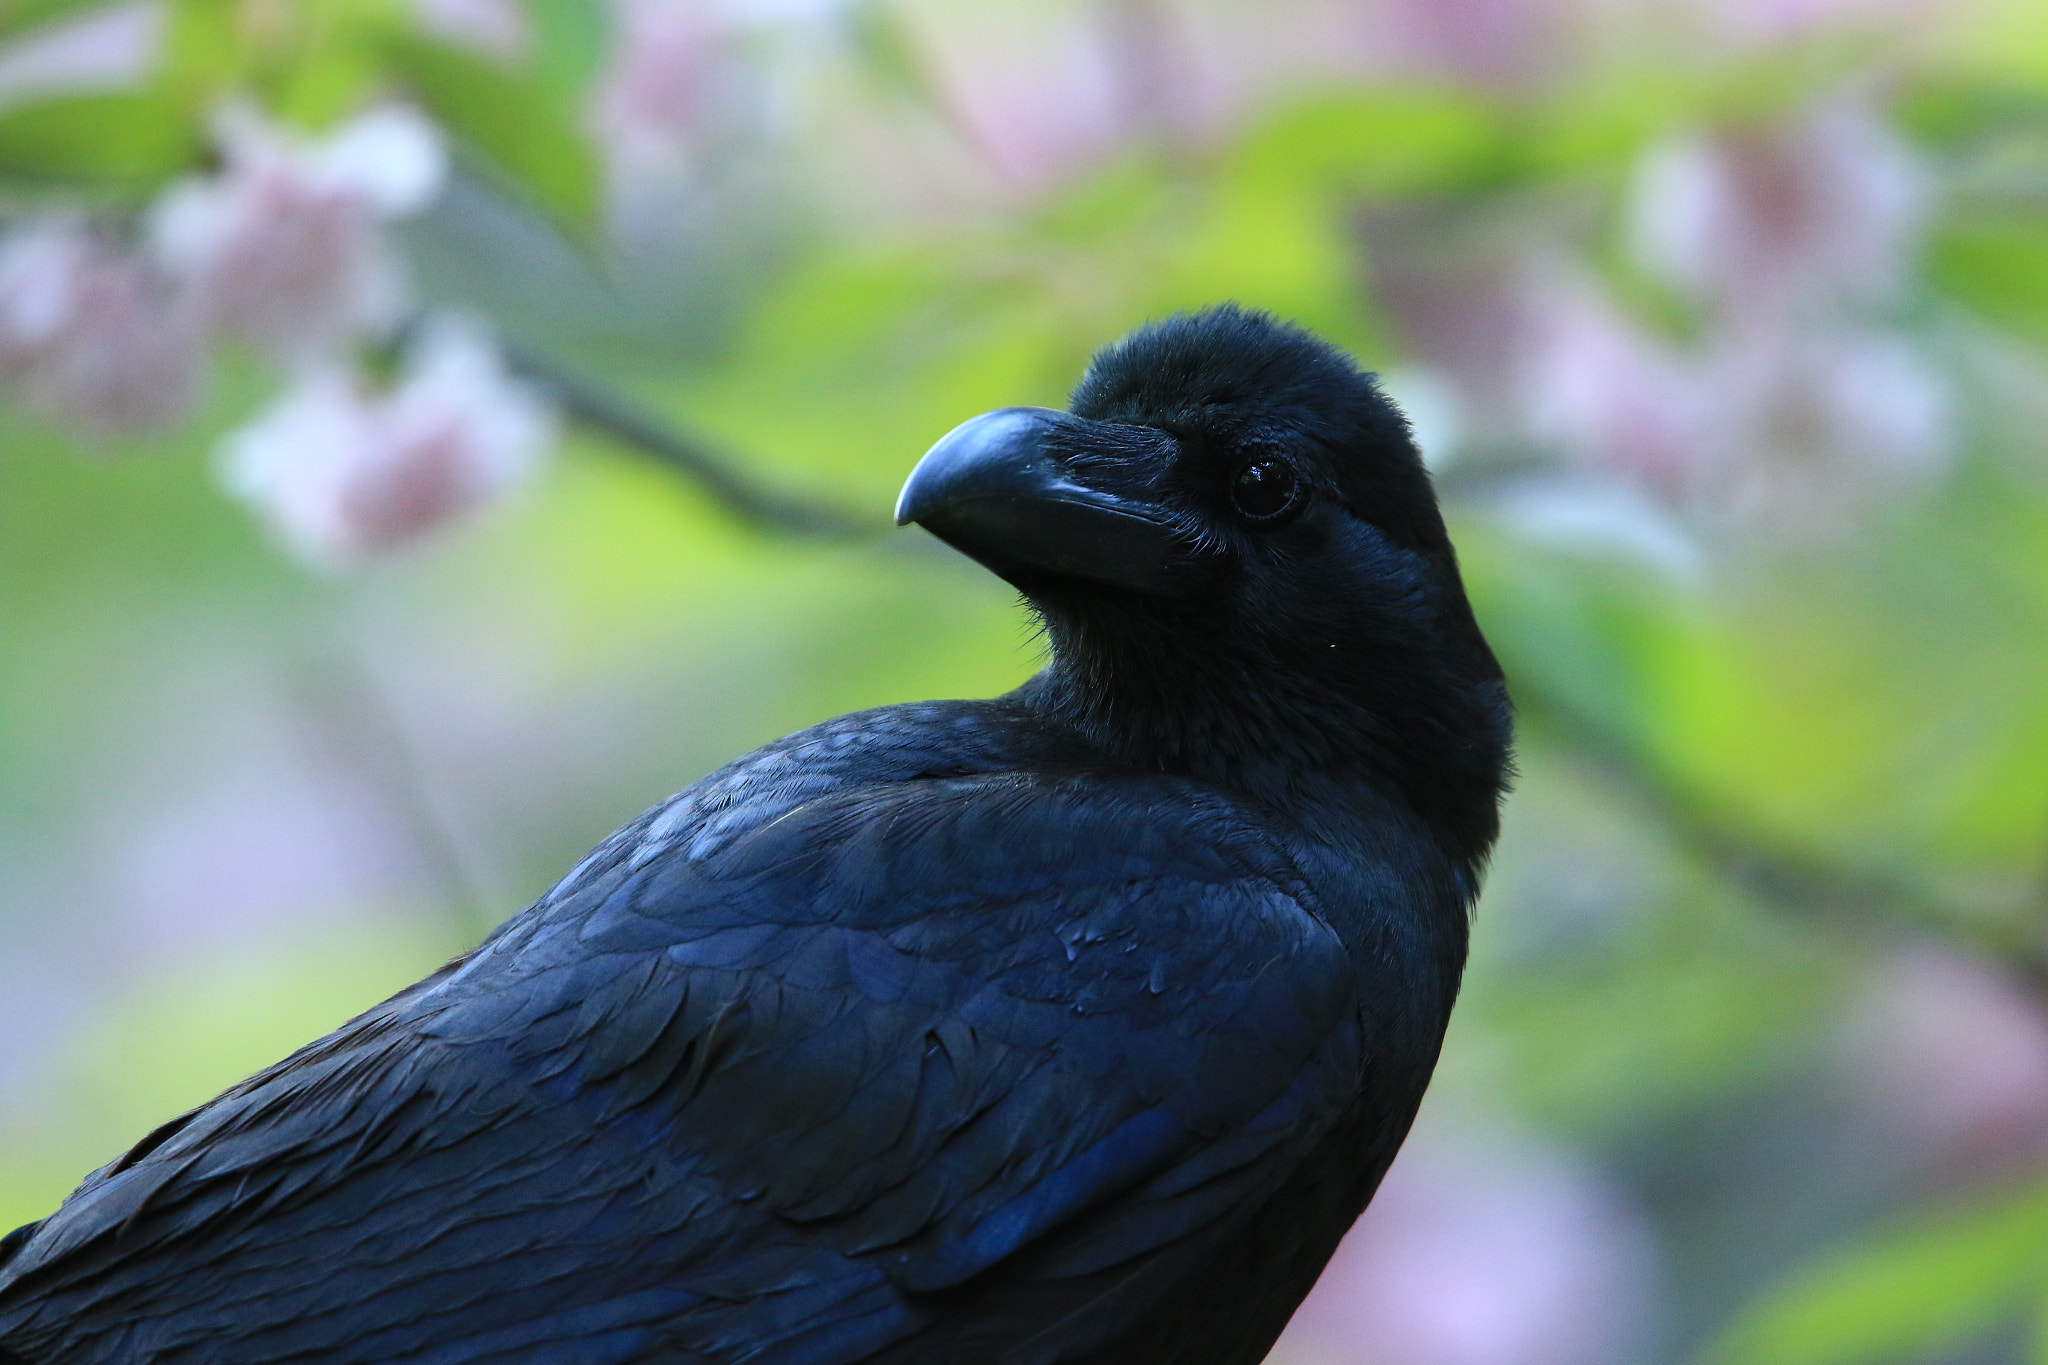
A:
0,305,1510,1365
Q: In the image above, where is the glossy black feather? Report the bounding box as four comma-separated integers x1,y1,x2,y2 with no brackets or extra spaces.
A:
0,306,1510,1364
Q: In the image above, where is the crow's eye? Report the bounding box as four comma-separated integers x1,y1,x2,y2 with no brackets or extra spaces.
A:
1230,460,1301,522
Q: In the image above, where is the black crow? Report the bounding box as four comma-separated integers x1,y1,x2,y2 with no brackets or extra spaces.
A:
0,305,1510,1365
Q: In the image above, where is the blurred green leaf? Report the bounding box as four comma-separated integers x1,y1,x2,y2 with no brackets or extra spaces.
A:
1704,1179,2048,1365
519,0,609,105
1230,88,1502,200
842,0,953,124
0,0,114,40
1931,216,2048,347
1474,870,1832,1134
381,32,601,231
0,92,202,186
1938,0,2048,90
1895,80,2048,149
1458,524,1703,756
157,0,242,106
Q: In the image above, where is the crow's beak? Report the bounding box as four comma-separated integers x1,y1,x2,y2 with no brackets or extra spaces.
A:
896,407,1185,595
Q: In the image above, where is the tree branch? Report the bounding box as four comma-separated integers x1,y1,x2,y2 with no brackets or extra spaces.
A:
498,341,881,541
1512,676,2048,995
286,635,501,946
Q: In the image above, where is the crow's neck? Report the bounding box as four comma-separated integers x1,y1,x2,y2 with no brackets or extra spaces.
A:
1020,609,1508,871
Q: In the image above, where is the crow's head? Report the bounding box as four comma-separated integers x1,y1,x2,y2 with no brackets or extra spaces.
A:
898,305,1508,849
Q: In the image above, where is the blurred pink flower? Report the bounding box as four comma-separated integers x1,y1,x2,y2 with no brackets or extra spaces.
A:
1272,1125,1658,1365
0,220,199,432
897,5,1133,192
220,319,555,566
1521,278,1715,495
1843,946,2048,1183
410,0,529,61
595,0,727,176
1367,0,1570,89
151,104,446,361
1630,95,1927,333
1370,92,1949,529
1509,283,1950,524
1701,326,1951,522
593,0,760,240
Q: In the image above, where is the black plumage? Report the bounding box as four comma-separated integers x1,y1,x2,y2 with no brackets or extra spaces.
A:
0,305,1511,1365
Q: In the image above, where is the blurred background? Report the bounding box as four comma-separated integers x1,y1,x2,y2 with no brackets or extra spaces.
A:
2,0,2047,1361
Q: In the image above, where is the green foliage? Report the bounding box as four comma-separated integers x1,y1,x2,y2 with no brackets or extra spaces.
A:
0,92,202,186
0,0,112,40
1704,1181,2048,1365
1931,218,2048,349
381,31,604,232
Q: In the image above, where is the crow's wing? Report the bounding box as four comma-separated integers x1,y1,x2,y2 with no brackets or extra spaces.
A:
0,771,1364,1365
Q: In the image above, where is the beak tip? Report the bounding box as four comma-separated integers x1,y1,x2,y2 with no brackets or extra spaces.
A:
894,406,1060,531
891,404,1182,595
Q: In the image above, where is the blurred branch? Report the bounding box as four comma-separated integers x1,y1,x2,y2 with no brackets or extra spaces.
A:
1513,679,2048,997
497,341,881,541
840,0,1015,182
287,638,502,946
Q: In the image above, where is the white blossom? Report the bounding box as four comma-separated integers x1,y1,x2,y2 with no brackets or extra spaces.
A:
220,319,554,566
0,219,199,432
0,0,161,111
151,103,447,360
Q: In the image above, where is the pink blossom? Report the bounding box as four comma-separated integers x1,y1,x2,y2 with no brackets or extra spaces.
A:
1378,93,1951,527
1630,95,1928,332
1544,87,1947,525
594,0,728,177
845,3,1138,194
1699,326,1951,523
0,220,199,432
1841,946,2048,1182
1366,0,1571,89
1506,273,1950,524
220,319,554,566
151,104,446,361
1520,277,1716,495
592,0,755,241
1272,1124,1658,1365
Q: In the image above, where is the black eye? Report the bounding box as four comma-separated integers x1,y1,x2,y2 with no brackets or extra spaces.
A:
1230,460,1301,522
